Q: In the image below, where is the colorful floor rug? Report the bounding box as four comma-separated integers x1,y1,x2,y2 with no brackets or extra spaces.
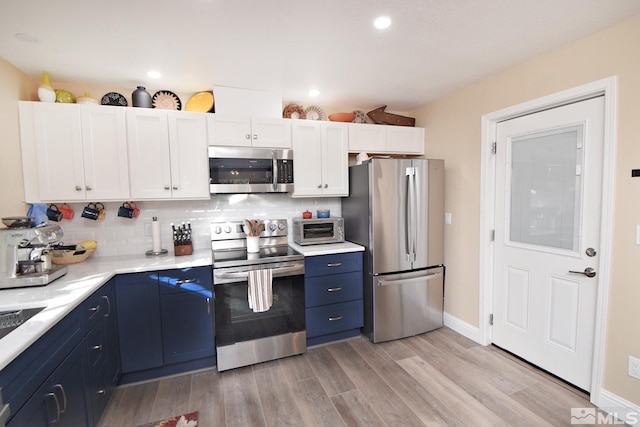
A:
137,411,198,427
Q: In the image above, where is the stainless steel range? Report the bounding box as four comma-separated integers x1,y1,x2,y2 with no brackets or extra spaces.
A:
211,219,305,371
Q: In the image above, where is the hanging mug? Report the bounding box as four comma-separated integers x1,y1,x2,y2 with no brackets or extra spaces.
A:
117,202,135,218
95,202,105,221
81,203,100,220
46,204,63,222
129,202,140,218
58,203,75,220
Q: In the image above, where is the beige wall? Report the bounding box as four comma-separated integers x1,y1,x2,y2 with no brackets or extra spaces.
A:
411,14,640,404
0,58,37,217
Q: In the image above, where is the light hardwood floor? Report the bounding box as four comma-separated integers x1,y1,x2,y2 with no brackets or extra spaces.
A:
97,327,593,427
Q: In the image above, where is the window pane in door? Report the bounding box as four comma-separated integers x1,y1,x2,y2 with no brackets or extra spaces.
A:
508,125,583,252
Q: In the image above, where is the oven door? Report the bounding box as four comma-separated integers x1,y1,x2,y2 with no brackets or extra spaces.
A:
213,261,305,370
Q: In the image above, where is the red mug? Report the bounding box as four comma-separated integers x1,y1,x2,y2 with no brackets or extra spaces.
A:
59,203,74,220
128,202,140,218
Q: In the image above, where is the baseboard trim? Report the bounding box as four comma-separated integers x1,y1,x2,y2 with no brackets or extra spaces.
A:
594,389,640,426
443,312,482,344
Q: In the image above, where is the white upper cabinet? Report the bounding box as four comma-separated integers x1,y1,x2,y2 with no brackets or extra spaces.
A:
209,114,292,148
126,109,209,200
292,121,348,197
348,123,424,154
19,102,129,202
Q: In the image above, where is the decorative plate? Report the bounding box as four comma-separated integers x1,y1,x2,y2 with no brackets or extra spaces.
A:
185,91,214,112
101,92,128,107
304,105,326,121
283,103,305,119
352,110,367,123
152,90,181,110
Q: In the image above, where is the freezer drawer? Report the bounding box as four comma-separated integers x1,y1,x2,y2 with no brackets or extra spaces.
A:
372,267,443,343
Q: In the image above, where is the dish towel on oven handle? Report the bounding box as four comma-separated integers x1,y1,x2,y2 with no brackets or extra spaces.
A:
248,269,273,313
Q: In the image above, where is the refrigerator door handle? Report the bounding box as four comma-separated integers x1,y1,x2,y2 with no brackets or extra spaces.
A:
377,271,441,287
406,166,417,262
405,168,413,261
412,165,420,262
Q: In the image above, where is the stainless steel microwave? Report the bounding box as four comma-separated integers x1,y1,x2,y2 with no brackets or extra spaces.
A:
209,146,294,194
292,217,345,245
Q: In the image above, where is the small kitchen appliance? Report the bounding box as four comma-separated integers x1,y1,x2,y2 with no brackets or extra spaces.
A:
342,158,445,343
0,225,68,289
292,217,345,246
211,219,305,371
209,146,294,194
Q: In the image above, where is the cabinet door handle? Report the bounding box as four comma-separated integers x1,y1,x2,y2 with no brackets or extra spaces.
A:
75,186,82,191
327,262,342,267
88,304,101,316
92,344,103,351
176,278,196,284
328,316,343,321
327,287,342,292
53,383,67,413
164,185,171,190
173,185,178,190
207,297,211,315
85,185,92,191
46,392,61,424
102,295,111,317
245,134,251,140
324,184,328,188
253,134,258,140
96,389,106,395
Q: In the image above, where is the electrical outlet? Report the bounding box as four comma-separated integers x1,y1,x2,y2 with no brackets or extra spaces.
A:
628,355,640,380
445,212,452,225
144,222,152,237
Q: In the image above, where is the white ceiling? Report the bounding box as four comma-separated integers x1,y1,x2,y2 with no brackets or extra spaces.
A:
1,0,640,112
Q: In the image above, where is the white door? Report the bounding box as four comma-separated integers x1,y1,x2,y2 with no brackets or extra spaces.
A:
493,96,604,392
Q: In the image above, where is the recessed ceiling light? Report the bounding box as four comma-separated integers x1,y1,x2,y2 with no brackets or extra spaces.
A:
147,70,162,79
14,33,39,43
308,89,320,97
374,16,391,29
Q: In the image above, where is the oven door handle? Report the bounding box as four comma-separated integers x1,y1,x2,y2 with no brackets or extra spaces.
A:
214,264,304,282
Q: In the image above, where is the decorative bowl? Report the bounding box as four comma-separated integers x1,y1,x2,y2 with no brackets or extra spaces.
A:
317,210,330,218
328,112,356,122
2,216,35,228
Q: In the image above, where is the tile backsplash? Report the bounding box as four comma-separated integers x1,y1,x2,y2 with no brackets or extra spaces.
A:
55,195,342,257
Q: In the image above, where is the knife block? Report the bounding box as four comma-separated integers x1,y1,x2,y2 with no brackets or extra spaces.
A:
174,243,193,256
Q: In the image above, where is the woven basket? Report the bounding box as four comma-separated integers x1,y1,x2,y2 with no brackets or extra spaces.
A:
51,248,96,265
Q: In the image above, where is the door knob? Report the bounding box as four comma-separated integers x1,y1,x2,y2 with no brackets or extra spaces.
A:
569,267,596,278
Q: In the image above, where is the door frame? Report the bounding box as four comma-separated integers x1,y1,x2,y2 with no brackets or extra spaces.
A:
479,76,617,404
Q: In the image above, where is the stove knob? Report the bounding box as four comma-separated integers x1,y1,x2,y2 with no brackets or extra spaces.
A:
268,223,277,232
278,222,286,230
224,225,232,233
213,226,222,234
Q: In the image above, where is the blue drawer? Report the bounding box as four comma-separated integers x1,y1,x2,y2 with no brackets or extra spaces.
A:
305,271,363,307
305,252,362,278
306,299,363,338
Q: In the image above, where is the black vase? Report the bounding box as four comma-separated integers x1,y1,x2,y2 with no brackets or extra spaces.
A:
132,86,152,108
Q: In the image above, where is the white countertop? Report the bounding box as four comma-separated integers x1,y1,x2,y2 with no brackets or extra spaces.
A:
0,249,212,371
289,241,364,256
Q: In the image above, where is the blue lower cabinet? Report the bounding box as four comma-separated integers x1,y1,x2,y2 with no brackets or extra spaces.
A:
116,267,215,383
304,252,364,346
8,344,86,427
115,272,163,374
161,290,214,365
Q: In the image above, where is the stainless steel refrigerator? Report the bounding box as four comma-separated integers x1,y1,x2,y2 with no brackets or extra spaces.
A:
343,158,444,343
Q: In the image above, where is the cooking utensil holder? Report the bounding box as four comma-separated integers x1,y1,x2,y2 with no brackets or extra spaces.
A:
174,243,193,256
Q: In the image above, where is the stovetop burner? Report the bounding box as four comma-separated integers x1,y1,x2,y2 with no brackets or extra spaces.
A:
211,219,303,268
